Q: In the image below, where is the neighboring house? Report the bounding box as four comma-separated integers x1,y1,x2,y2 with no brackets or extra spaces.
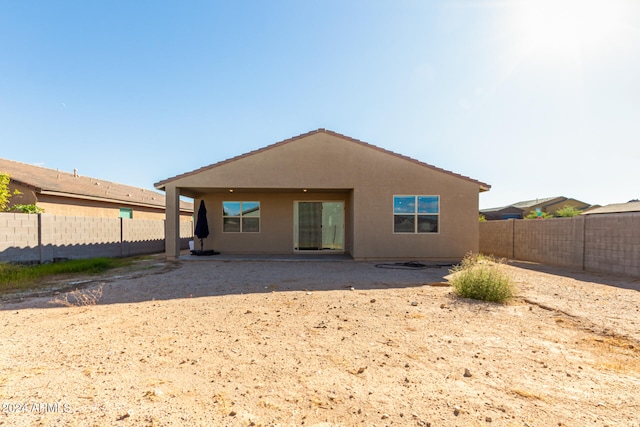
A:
481,196,592,220
480,205,524,221
582,201,640,215
0,158,193,220
155,129,490,260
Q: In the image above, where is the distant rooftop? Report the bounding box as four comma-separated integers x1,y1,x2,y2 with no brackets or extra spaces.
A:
1,158,193,212
583,201,640,215
511,197,566,209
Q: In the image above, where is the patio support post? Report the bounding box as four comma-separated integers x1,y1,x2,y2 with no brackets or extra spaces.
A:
165,185,181,260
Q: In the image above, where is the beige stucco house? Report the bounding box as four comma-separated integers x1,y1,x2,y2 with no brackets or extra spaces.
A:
1,158,193,219
155,129,490,260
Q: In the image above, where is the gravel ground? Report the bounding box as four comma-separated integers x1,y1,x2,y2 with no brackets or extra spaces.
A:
1,257,639,426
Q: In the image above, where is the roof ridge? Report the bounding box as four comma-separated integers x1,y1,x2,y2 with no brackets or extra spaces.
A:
1,157,138,191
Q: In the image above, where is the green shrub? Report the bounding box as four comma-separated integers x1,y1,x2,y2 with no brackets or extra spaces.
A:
524,210,553,219
554,205,582,217
449,253,515,303
11,204,44,214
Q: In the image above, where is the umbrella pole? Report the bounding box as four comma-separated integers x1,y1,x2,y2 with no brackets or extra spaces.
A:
200,238,204,251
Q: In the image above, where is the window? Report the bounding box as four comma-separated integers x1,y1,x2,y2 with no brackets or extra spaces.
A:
223,201,260,232
119,208,133,219
393,195,439,233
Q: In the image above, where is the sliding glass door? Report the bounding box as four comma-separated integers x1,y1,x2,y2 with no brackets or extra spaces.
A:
294,201,344,251
297,202,323,250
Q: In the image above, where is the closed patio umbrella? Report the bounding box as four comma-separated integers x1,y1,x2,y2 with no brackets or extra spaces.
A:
194,200,210,253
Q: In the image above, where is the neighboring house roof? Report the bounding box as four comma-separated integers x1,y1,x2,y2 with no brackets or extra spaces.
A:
511,197,566,209
483,196,591,213
479,205,524,213
0,158,193,212
155,128,491,192
582,201,640,215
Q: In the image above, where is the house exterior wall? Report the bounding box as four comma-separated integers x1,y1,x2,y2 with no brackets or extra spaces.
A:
196,191,352,254
168,132,482,260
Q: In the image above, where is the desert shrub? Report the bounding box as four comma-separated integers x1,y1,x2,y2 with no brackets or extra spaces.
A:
449,253,515,303
50,283,104,307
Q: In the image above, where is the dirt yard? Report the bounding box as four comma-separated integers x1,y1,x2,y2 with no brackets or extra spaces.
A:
1,256,639,427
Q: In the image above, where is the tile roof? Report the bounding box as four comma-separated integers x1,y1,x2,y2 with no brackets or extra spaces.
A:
154,128,491,191
1,158,193,212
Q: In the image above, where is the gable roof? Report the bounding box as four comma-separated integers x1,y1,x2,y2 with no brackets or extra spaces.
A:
1,158,193,212
511,197,566,209
155,128,490,191
482,196,593,215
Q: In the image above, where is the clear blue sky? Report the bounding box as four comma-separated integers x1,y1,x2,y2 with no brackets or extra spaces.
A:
1,0,638,209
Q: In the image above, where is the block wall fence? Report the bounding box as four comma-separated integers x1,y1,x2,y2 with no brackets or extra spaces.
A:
479,213,640,278
0,213,193,264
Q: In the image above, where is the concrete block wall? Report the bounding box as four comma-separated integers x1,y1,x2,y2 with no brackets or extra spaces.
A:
584,213,640,277
122,218,165,257
0,213,193,263
0,213,40,263
42,215,123,260
179,221,194,250
480,213,640,278
514,217,584,268
478,219,513,259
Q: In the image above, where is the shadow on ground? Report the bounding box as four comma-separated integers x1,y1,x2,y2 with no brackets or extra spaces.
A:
507,260,640,292
1,258,454,310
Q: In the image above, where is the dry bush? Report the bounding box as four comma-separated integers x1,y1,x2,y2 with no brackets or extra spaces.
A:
449,253,515,303
50,283,104,307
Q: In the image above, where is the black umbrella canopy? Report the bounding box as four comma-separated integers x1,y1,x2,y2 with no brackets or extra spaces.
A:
194,200,209,239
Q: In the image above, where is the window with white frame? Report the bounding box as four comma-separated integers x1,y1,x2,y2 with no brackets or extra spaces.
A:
393,195,439,233
223,201,260,232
